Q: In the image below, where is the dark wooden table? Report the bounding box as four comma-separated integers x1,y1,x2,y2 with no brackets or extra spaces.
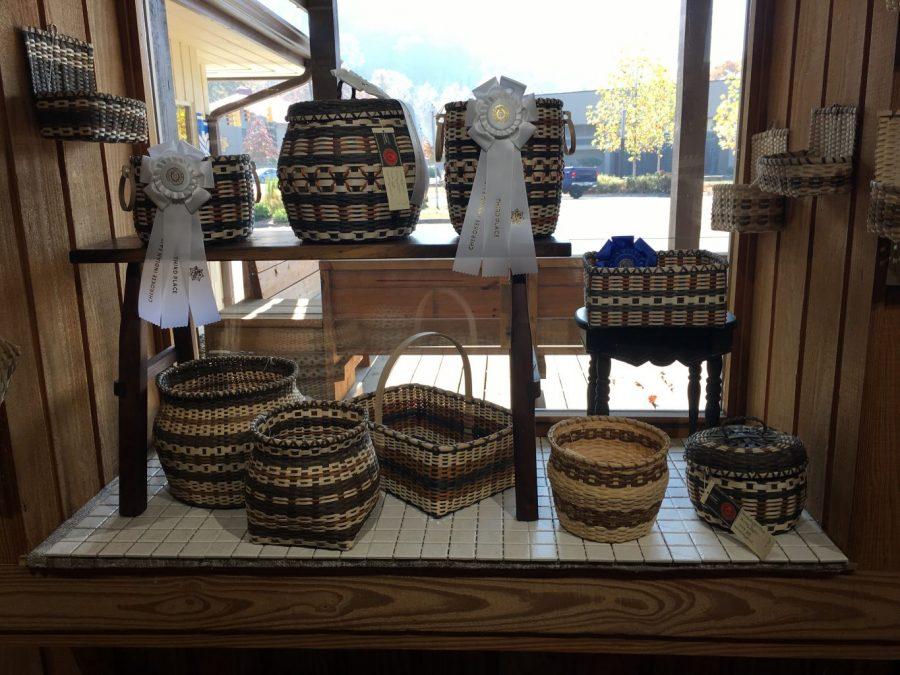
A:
70,226,571,519
575,307,737,433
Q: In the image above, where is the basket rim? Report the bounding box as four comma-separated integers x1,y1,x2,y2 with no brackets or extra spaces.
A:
444,97,563,111
250,399,369,451
757,150,852,166
583,248,729,274
156,355,298,402
35,91,146,106
548,415,670,470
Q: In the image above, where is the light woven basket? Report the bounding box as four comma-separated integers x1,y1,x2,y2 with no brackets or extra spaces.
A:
0,338,21,406
548,416,670,543
867,111,900,242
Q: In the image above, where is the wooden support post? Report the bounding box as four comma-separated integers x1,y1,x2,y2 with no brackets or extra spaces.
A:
307,0,341,100
705,355,723,427
668,0,713,249
688,362,702,434
510,274,537,521
172,321,198,363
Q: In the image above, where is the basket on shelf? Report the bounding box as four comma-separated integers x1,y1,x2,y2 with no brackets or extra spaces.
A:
119,154,260,244
21,25,148,143
246,400,380,549
685,418,808,534
278,98,424,242
867,111,900,242
757,105,858,197
355,332,514,518
583,249,729,327
154,355,299,508
548,416,670,543
437,98,575,237
0,338,21,406
711,128,788,233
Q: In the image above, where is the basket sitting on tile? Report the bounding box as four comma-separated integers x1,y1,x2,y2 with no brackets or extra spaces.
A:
548,416,670,543
154,355,299,508
583,249,729,327
246,400,380,549
120,154,260,244
867,111,900,242
711,128,788,233
355,332,514,518
0,338,21,406
757,105,858,197
685,418,807,534
21,25,148,143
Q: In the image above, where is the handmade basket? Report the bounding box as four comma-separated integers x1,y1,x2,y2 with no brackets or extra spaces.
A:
583,249,729,327
278,98,423,242
867,111,900,242
355,332,514,518
0,338,21,406
685,418,807,534
21,25,148,143
246,400,380,549
757,105,858,197
711,128,788,233
154,355,299,508
438,99,575,237
548,416,669,543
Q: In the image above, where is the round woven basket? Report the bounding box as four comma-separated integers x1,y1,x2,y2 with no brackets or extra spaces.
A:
548,416,670,543
154,355,299,508
246,400,380,549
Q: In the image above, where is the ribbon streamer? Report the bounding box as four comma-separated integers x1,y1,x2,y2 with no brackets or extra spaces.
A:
453,76,538,277
137,140,220,329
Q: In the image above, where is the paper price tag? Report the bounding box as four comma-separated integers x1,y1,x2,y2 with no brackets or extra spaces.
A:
700,482,774,560
372,127,410,211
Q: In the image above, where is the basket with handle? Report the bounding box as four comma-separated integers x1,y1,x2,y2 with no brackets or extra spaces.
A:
0,338,21,406
867,111,900,242
354,331,514,517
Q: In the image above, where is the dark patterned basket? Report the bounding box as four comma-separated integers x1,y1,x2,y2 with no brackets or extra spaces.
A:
583,249,729,327
154,356,299,508
21,25,148,143
685,418,808,534
0,338,21,406
867,111,900,242
278,99,422,242
438,98,573,237
120,154,259,243
355,332,514,518
548,416,670,543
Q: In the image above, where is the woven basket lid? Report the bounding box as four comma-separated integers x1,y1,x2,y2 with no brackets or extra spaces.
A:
684,418,806,474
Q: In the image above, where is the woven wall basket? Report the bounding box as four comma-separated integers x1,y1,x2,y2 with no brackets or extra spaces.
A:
867,111,900,242
154,356,299,508
0,338,21,406
548,416,670,543
685,418,808,534
757,105,858,197
246,400,380,549
438,98,575,237
355,332,514,518
583,249,729,327
21,25,148,143
278,99,423,242
120,154,260,244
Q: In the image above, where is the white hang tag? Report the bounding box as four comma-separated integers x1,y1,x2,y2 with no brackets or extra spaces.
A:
373,126,410,211
701,481,775,559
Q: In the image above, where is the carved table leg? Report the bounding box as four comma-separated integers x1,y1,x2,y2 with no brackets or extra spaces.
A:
587,353,597,414
510,273,538,521
705,355,723,428
688,362,702,435
594,355,611,416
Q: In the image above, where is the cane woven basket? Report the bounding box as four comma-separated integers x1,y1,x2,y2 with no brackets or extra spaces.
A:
21,25,147,143
548,416,670,543
246,400,380,549
711,128,788,233
867,111,900,242
0,338,21,406
120,154,259,244
278,99,423,242
154,356,299,508
438,99,575,237
583,249,729,327
685,418,807,534
757,105,858,197
355,332,514,518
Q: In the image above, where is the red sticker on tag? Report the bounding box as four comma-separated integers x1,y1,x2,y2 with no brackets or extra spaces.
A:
382,148,399,166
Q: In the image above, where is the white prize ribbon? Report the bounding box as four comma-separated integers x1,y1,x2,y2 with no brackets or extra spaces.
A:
453,76,538,277
137,140,220,328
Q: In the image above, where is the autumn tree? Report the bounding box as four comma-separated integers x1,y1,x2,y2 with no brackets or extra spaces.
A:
242,115,278,163
714,67,741,152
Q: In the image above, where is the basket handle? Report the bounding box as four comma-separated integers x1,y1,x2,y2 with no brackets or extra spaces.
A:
250,161,262,203
118,164,135,212
563,110,576,155
373,331,474,430
434,113,445,163
718,416,770,438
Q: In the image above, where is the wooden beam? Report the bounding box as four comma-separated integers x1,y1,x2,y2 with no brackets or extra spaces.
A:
145,0,178,142
307,0,340,100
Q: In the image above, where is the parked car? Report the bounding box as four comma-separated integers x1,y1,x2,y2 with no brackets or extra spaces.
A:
562,166,600,198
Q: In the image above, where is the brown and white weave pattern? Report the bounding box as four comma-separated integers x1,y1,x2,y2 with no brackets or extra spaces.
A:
0,338,21,406
867,111,900,242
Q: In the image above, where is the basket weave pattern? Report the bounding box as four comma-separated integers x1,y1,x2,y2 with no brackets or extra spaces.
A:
246,400,380,549
0,338,21,406
548,416,670,543
867,111,900,242
443,98,564,237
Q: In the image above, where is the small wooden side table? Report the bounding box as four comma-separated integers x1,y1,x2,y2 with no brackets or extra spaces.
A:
575,307,737,433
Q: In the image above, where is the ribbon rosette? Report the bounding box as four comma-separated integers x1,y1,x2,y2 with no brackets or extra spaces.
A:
452,76,539,277
137,140,220,328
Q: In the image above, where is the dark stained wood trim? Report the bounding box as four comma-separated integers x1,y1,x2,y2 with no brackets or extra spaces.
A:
307,0,340,100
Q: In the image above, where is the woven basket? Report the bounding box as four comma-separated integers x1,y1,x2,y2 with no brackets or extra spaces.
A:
548,416,670,543
21,25,148,143
583,249,729,327
438,99,575,237
120,154,260,244
685,418,808,534
154,356,299,508
278,98,423,242
867,111,900,242
246,400,380,549
711,128,788,233
757,105,858,197
355,332,514,518
0,338,21,406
